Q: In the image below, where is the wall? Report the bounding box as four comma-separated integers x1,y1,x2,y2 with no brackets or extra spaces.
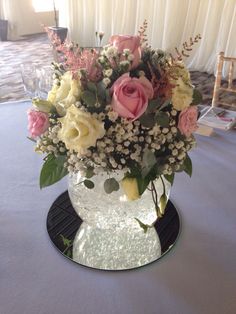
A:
1,0,55,40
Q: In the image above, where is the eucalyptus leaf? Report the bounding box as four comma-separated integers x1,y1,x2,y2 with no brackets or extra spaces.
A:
85,167,94,179
104,178,120,194
81,90,97,107
142,149,157,177
97,81,107,101
159,99,171,111
105,89,111,103
139,113,156,128
87,82,97,93
84,179,95,189
40,154,68,189
155,112,169,127
192,89,203,105
183,154,192,177
147,98,162,112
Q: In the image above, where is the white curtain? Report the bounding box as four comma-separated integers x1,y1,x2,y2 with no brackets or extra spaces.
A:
59,0,236,74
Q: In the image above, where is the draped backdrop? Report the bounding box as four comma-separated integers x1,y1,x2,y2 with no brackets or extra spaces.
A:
59,0,236,74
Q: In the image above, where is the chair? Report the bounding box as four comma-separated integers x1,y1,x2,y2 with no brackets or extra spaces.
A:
196,52,236,136
212,51,236,109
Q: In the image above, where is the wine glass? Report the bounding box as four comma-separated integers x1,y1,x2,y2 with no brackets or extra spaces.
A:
37,66,54,99
20,63,39,98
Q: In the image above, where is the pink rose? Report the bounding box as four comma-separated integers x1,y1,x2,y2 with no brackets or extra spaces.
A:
111,73,154,120
27,109,49,138
178,106,198,137
109,35,141,69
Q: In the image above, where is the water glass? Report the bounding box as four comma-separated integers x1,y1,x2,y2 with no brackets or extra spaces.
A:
20,63,39,98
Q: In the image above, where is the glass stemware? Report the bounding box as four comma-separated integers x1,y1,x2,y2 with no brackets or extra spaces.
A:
20,63,39,98
37,66,54,99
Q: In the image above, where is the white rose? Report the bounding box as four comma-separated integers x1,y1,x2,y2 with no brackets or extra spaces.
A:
58,105,105,153
171,77,193,111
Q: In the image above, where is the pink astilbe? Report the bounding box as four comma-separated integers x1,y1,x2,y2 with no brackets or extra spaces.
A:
46,27,102,81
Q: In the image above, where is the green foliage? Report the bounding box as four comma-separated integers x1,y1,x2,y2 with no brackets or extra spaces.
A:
32,98,53,113
81,90,97,107
83,179,95,189
183,154,192,177
147,98,162,112
81,82,109,111
192,89,202,105
155,112,169,127
164,173,175,186
141,149,157,177
60,234,72,247
136,176,150,195
40,154,68,188
85,167,94,179
87,82,97,93
135,218,153,233
139,113,156,128
104,178,120,194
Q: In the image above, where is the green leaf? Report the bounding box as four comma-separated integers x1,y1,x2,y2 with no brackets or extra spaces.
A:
85,167,94,179
65,249,72,258
81,90,96,107
159,99,171,111
136,176,150,195
104,178,120,194
147,98,162,112
192,89,202,105
97,81,107,100
135,218,153,233
139,113,156,128
32,98,53,113
183,154,192,177
87,82,97,93
164,173,175,186
83,179,95,189
141,149,157,177
40,154,68,188
155,112,169,127
27,136,37,143
105,89,111,103
60,234,72,247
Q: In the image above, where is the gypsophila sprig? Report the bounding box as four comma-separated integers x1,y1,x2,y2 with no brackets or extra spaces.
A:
28,25,201,214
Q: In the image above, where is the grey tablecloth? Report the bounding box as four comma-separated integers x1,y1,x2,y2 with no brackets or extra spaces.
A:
0,100,236,314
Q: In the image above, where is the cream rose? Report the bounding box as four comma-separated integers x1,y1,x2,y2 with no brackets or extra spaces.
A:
58,105,105,153
171,77,193,111
121,177,140,201
47,71,81,115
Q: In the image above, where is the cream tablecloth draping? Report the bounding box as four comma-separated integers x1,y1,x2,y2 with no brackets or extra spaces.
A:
0,100,236,314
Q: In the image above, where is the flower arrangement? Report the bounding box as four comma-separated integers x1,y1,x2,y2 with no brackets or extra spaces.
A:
28,22,201,217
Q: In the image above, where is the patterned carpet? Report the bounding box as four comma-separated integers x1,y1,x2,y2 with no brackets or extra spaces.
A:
0,33,235,108
0,34,53,103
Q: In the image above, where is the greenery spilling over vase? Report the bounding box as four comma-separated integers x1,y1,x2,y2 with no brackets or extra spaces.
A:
27,21,202,220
